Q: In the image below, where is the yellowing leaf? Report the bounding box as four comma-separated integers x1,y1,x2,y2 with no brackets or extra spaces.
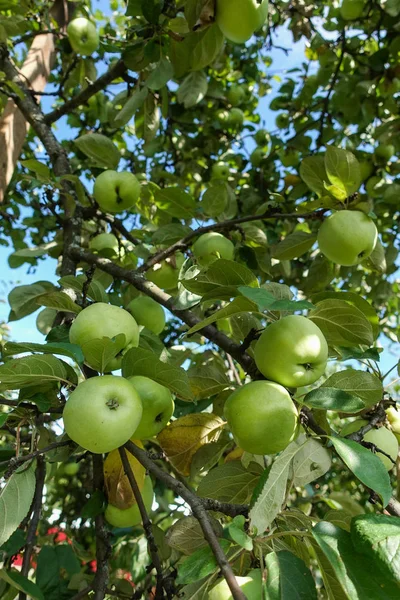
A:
157,414,224,476
103,441,145,509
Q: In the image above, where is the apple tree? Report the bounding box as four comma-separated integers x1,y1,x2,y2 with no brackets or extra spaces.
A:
1,0,400,598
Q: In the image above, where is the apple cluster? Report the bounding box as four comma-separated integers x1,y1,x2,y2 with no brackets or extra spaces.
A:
224,315,328,456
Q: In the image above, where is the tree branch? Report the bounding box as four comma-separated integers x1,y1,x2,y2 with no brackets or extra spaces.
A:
44,59,127,124
118,447,166,600
92,454,111,600
68,248,257,376
19,457,46,600
1,440,72,475
125,441,247,600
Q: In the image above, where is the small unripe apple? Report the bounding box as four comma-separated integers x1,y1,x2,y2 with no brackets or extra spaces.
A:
254,129,270,146
317,210,378,266
275,113,290,129
146,253,185,291
127,296,166,335
64,463,79,476
224,381,299,455
215,0,268,43
209,569,262,599
89,233,119,258
69,303,139,372
129,376,175,439
227,85,246,106
63,375,143,454
254,315,328,388
340,0,364,20
341,420,398,470
192,232,234,265
375,143,395,163
211,162,230,180
105,476,153,528
386,406,400,443
67,17,99,55
228,108,245,129
216,109,230,127
250,147,267,168
94,170,140,214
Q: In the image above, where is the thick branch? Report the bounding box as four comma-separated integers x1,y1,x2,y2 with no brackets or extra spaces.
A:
44,59,127,124
125,441,247,600
68,248,256,375
19,457,46,600
92,454,111,600
119,447,166,599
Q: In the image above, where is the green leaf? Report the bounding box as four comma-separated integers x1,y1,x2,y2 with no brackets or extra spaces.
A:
228,516,253,551
309,299,374,347
329,436,392,507
265,551,318,600
384,0,400,16
82,490,106,519
146,57,174,90
186,297,258,336
302,388,366,413
9,242,59,260
182,259,258,295
238,286,314,312
191,24,224,71
3,341,84,364
20,159,51,179
8,281,56,321
200,182,230,218
122,347,194,400
177,71,208,108
141,0,164,24
176,540,231,586
325,147,361,198
81,334,126,374
36,292,82,314
113,87,148,127
351,514,400,584
188,363,230,400
0,355,78,389
197,461,263,504
151,223,191,246
250,442,300,534
300,156,328,197
312,292,379,339
0,569,44,600
135,93,160,143
0,462,36,547
320,370,383,409
312,522,400,599
271,231,317,260
36,545,80,600
58,275,108,304
74,133,120,169
291,437,332,487
154,186,196,219
166,515,223,556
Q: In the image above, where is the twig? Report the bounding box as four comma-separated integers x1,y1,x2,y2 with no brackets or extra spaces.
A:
19,457,46,600
226,354,242,386
119,448,166,600
92,454,111,600
70,586,93,600
345,404,387,442
44,59,127,124
125,441,247,600
1,440,72,475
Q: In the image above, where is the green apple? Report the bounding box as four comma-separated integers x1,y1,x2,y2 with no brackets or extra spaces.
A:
67,17,99,55
127,296,166,335
375,143,395,163
216,0,268,44
227,85,246,106
128,376,174,439
250,147,267,168
386,406,400,443
146,253,185,290
228,108,244,129
69,302,139,372
105,476,153,528
340,0,364,20
192,232,234,266
341,420,398,470
63,375,143,454
365,175,385,198
276,113,290,129
89,233,119,258
359,159,374,181
209,569,262,600
212,162,230,180
224,381,298,455
317,210,378,266
216,109,231,127
254,315,328,388
94,170,140,214
279,149,300,167
63,463,79,476
254,129,270,146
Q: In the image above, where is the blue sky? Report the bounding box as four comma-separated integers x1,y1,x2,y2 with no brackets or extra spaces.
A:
1,2,396,379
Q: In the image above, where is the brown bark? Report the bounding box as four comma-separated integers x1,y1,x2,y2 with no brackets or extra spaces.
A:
0,0,71,203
